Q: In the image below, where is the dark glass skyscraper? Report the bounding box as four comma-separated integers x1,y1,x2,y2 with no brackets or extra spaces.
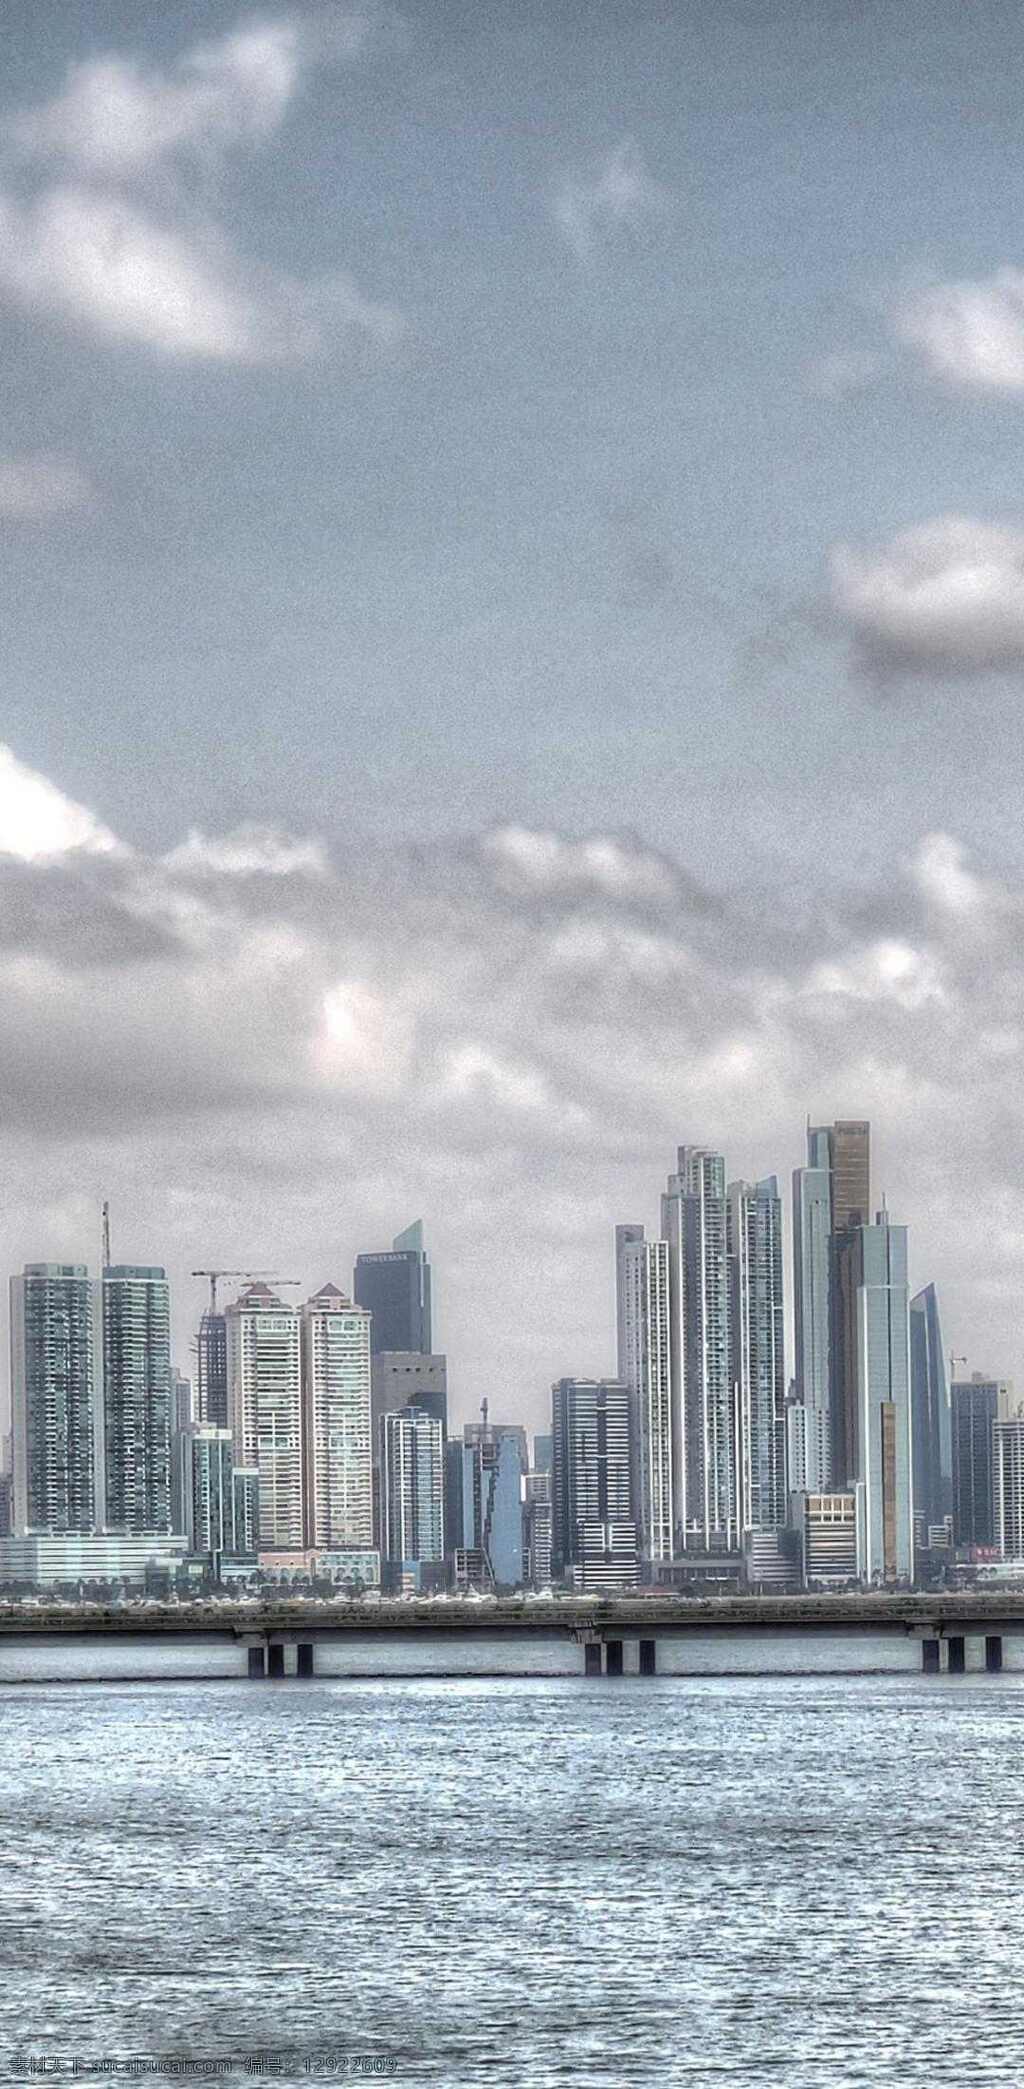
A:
197,1311,228,1428
10,1264,101,1535
951,1377,1001,1551
354,1221,432,1355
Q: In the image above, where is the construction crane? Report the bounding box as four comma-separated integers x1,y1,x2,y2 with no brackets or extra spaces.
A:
191,1270,301,1315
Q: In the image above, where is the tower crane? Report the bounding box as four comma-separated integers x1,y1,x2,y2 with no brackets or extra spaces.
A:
192,1270,301,1315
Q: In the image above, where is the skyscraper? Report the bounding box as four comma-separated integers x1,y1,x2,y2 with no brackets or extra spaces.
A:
197,1311,228,1428
728,1177,786,1533
550,1377,637,1591
301,1285,373,1552
791,1138,833,1489
226,1283,303,1553
354,1221,432,1356
951,1376,1005,1551
993,1400,1024,1560
380,1405,445,1584
814,1120,871,1487
614,1222,645,1382
102,1266,172,1534
853,1213,913,1583
453,1421,524,1588
909,1285,952,1541
10,1265,103,1536
618,1231,673,1561
662,1147,732,1549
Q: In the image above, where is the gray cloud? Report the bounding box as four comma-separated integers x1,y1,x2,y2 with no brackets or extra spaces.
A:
553,139,671,260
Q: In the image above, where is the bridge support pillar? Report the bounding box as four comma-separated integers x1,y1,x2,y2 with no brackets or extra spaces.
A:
247,1645,266,1680
605,1639,624,1677
639,1638,657,1676
986,1635,1003,1673
267,1643,286,1679
584,1642,602,1678
921,1638,940,1674
296,1642,315,1679
947,1635,966,1674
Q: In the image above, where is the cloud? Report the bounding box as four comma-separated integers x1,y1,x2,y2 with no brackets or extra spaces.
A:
4,12,376,177
164,825,331,878
554,138,670,259
0,744,120,860
0,452,93,518
831,516,1024,675
4,745,1024,1422
0,184,401,363
897,267,1024,392
0,12,402,365
806,349,886,401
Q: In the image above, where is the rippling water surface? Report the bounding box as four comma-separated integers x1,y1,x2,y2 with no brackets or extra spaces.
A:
1,1644,1021,2086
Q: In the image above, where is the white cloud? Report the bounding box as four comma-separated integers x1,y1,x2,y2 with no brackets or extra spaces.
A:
913,833,987,917
0,12,402,366
554,138,670,259
831,515,1024,674
5,13,374,177
0,185,401,363
0,452,92,518
0,744,120,859
898,268,1024,392
164,825,331,878
484,823,677,902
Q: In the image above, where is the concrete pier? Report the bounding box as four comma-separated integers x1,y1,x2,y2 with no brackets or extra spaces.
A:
946,1635,966,1674
639,1638,657,1676
267,1643,286,1679
296,1642,315,1679
986,1634,1003,1673
247,1645,265,1680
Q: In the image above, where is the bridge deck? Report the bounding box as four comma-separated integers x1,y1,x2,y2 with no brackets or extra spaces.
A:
0,1595,1022,1640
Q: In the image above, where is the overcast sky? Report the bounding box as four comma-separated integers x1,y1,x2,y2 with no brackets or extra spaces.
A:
4,0,1024,1427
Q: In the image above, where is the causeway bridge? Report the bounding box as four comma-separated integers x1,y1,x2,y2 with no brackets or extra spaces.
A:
0,1593,1021,1676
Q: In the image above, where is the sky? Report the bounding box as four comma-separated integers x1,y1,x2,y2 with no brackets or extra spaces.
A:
3,0,1024,1427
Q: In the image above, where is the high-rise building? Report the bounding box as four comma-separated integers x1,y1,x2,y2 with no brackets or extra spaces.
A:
301,1286,373,1553
909,1286,952,1542
615,1223,645,1382
197,1312,228,1428
380,1405,445,1583
994,1401,1024,1559
550,1377,637,1591
801,1491,861,1584
951,1376,1005,1551
810,1119,871,1487
533,1433,553,1475
226,1283,303,1553
189,1427,234,1555
524,1492,552,1588
10,1265,103,1536
728,1177,786,1532
618,1232,672,1561
853,1213,913,1583
791,1140,833,1489
453,1421,523,1588
662,1147,732,1549
170,1372,194,1434
372,1353,448,1439
354,1221,432,1356
102,1266,172,1535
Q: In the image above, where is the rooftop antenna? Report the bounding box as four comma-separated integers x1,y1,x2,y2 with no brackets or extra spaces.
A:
101,1201,111,1273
